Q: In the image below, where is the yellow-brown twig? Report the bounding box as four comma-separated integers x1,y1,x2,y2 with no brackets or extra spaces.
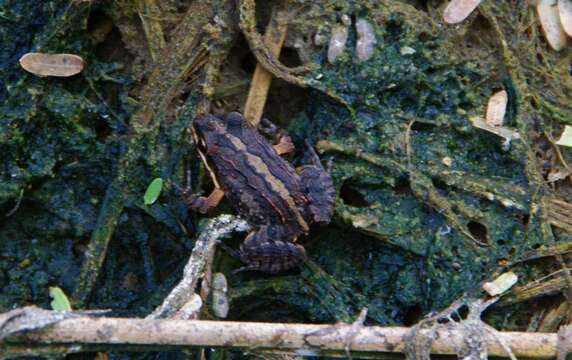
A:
243,9,288,127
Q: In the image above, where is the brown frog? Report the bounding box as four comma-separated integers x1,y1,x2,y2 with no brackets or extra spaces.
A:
185,112,335,274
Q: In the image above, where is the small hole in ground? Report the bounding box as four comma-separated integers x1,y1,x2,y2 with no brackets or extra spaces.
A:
279,47,302,67
403,305,423,326
339,183,370,207
519,214,530,227
394,177,412,195
467,221,489,246
410,122,436,131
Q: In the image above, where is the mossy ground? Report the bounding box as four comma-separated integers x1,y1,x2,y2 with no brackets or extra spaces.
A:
1,0,572,358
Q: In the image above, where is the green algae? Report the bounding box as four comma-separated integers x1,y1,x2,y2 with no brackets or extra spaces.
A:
1,1,572,358
229,0,568,328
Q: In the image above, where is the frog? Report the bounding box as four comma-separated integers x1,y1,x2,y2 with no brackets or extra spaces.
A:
185,112,335,274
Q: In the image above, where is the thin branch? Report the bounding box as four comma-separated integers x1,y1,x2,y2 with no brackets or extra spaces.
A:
243,8,288,127
147,215,249,319
1,313,563,359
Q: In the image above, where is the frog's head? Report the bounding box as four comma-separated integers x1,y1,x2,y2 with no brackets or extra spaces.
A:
192,114,224,151
192,113,249,147
193,112,247,136
193,114,223,137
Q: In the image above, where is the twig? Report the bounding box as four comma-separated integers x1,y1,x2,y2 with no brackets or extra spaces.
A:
1,312,563,359
243,8,288,127
147,215,249,319
238,0,354,115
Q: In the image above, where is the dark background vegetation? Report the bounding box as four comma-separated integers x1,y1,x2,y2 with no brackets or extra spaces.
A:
2,0,572,357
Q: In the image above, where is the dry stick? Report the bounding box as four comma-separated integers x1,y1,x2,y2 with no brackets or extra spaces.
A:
147,215,249,319
3,316,562,359
238,0,353,115
243,9,288,127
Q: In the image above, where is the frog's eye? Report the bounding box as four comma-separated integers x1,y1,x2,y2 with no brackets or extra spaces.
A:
196,114,221,132
225,112,245,128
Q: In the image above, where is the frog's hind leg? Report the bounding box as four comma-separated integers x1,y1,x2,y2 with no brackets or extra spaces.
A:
235,226,306,274
258,118,296,156
299,144,336,224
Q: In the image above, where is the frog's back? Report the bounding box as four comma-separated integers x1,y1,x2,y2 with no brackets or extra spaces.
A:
203,113,309,233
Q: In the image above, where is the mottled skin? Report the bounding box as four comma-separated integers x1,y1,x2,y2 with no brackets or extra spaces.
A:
187,112,335,273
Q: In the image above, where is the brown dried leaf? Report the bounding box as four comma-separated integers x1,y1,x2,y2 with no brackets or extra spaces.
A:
19,52,84,77
559,0,572,36
538,0,568,50
443,0,483,24
485,90,508,127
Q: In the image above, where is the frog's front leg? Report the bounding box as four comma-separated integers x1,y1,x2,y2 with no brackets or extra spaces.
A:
184,187,225,214
235,225,306,274
258,118,296,156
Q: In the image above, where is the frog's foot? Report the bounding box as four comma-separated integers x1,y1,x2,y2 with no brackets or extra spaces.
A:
273,135,296,156
236,226,306,274
258,118,296,156
184,188,225,214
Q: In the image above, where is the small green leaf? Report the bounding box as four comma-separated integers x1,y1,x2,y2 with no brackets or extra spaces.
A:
144,178,163,205
49,286,72,311
556,125,572,147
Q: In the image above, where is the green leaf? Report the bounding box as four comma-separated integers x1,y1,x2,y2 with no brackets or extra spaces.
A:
556,125,572,147
49,286,72,311
144,178,163,205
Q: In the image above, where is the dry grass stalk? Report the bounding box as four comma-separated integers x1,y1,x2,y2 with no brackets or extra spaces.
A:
545,197,572,233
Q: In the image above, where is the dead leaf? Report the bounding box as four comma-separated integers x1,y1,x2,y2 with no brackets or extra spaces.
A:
556,125,572,147
470,117,521,140
547,168,572,182
558,0,572,37
443,0,483,24
485,90,508,127
538,0,568,50
19,52,85,77
482,272,518,296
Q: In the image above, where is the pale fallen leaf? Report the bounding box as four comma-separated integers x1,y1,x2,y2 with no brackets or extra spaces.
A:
327,25,349,64
19,53,84,77
483,272,518,296
486,90,508,127
443,0,483,24
558,0,572,36
556,125,572,147
442,156,453,167
547,168,572,182
356,19,376,61
538,0,568,50
212,273,229,318
471,117,521,140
